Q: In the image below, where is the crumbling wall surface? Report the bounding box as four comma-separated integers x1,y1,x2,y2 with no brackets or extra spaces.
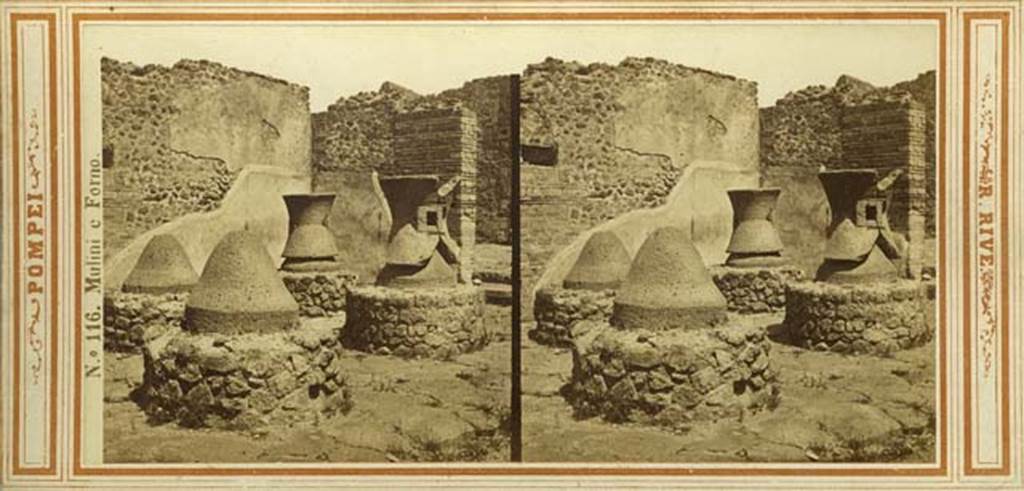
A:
520,164,579,314
520,57,760,314
759,71,937,240
311,82,420,175
311,76,514,246
759,75,877,171
102,58,312,258
521,57,758,224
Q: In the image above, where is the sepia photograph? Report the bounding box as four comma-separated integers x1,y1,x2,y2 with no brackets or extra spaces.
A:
1,2,1020,489
518,23,941,463
94,25,515,463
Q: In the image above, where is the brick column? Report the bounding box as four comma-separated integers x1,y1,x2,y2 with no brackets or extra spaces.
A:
839,98,927,277
390,108,479,283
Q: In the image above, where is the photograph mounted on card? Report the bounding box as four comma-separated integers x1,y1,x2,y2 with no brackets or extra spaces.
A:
0,1,1020,489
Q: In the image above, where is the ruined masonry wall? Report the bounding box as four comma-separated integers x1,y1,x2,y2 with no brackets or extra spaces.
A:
311,76,514,245
280,271,358,318
759,72,936,239
520,57,759,315
567,323,778,426
710,266,804,314
104,292,185,353
390,108,479,283
102,58,311,259
343,286,489,359
840,99,928,276
531,287,615,347
782,281,930,356
140,322,351,430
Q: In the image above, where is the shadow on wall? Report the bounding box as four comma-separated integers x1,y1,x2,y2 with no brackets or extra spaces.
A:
313,170,391,283
104,166,311,291
533,160,758,297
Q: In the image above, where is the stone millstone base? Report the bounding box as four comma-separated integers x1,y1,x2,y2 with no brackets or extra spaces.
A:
530,287,615,347
565,321,779,426
710,265,804,314
280,270,358,317
138,318,352,430
782,280,930,355
104,291,186,354
343,285,489,359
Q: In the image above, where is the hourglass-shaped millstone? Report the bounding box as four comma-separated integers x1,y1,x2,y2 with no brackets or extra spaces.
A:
185,230,299,335
725,188,786,267
122,234,198,294
280,193,341,272
611,227,728,331
563,230,632,290
816,169,899,284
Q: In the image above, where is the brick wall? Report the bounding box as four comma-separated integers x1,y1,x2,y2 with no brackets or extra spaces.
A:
312,76,514,246
839,97,927,276
388,108,479,282
759,72,936,237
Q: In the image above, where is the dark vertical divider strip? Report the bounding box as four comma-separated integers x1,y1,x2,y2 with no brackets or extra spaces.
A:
509,73,523,462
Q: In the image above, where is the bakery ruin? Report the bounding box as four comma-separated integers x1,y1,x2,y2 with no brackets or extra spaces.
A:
100,57,514,429
525,58,935,427
99,53,937,432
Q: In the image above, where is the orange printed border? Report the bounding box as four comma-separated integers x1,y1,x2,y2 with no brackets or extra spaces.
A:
961,10,1012,477
8,11,60,478
65,9,951,478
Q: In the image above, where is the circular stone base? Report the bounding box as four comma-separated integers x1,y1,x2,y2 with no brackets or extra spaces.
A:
104,291,185,354
343,285,488,359
280,270,358,317
782,280,930,355
138,318,352,430
710,265,804,314
565,321,779,427
531,287,615,347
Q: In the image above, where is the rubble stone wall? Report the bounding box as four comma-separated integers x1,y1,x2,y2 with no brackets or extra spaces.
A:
139,321,351,430
102,58,311,259
782,280,930,356
343,285,489,359
530,287,615,347
281,271,358,318
103,292,185,353
567,322,778,426
710,265,804,314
